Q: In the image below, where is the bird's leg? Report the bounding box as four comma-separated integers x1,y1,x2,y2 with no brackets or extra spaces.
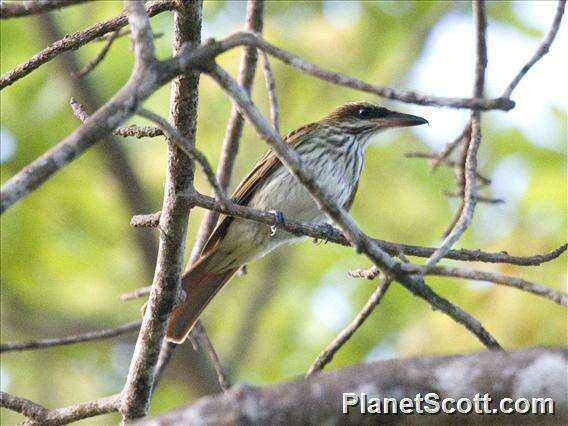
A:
269,210,286,236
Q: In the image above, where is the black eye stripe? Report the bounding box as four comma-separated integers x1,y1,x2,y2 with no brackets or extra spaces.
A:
356,106,389,119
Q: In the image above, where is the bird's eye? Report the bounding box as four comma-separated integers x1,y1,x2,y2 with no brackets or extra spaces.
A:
357,107,372,119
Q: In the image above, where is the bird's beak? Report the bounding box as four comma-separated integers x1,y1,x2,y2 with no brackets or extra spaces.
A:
383,111,428,128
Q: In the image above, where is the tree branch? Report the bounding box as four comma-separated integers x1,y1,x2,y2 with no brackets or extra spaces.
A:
260,50,280,133
426,0,487,266
133,348,568,425
307,276,393,376
0,0,176,89
350,263,567,306
73,28,121,79
1,391,120,426
502,0,566,98
119,0,203,420
0,0,89,19
130,191,568,267
0,320,141,353
70,98,163,138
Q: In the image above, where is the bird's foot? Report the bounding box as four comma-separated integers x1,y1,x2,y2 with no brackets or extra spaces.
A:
269,210,285,236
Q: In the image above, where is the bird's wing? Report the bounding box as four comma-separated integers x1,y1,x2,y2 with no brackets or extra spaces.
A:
200,122,319,257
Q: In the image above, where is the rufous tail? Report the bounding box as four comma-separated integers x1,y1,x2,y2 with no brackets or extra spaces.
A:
166,255,237,344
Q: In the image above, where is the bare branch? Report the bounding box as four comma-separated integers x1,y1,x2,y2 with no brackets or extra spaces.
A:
0,0,89,19
351,263,567,306
120,1,203,420
202,32,513,111
134,348,568,425
405,150,491,185
207,63,501,349
502,0,566,98
189,324,231,392
1,392,49,422
0,320,141,353
307,276,393,376
125,1,156,65
405,264,568,306
70,98,163,138
94,29,164,43
73,29,121,79
443,190,504,204
426,0,488,266
260,50,280,133
129,191,568,267
430,123,472,171
121,285,152,300
1,391,119,426
0,0,175,89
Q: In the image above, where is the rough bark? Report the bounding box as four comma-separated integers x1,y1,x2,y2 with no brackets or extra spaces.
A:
134,347,568,425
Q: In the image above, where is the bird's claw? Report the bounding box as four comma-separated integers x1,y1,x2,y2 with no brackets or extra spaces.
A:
269,210,285,236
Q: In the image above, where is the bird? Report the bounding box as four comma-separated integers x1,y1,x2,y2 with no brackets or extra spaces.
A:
166,101,427,343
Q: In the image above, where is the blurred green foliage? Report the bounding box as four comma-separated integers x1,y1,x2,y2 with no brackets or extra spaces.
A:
1,1,566,424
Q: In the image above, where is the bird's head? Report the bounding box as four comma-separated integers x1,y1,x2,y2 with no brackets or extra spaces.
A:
321,101,428,141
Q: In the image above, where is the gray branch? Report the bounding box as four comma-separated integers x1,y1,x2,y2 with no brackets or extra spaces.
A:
0,0,176,89
0,320,141,353
0,0,89,19
119,0,203,421
426,0,487,266
133,347,568,425
1,392,119,426
502,0,566,98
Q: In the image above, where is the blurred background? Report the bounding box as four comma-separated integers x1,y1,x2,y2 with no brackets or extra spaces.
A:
1,1,566,423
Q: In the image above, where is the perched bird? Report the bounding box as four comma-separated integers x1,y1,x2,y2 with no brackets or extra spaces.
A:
167,101,427,343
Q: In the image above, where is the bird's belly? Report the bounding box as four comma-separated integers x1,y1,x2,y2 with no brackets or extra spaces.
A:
211,162,357,271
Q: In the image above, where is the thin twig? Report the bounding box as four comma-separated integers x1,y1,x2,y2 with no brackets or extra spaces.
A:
74,29,121,79
260,50,280,133
70,98,163,138
430,123,471,172
202,32,513,111
0,0,90,19
405,264,568,306
443,190,504,204
502,0,566,98
1,391,119,426
190,324,231,391
427,0,488,266
128,191,568,266
405,150,491,185
94,29,164,43
307,276,393,376
0,320,141,353
0,0,176,89
350,264,567,306
121,285,152,300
